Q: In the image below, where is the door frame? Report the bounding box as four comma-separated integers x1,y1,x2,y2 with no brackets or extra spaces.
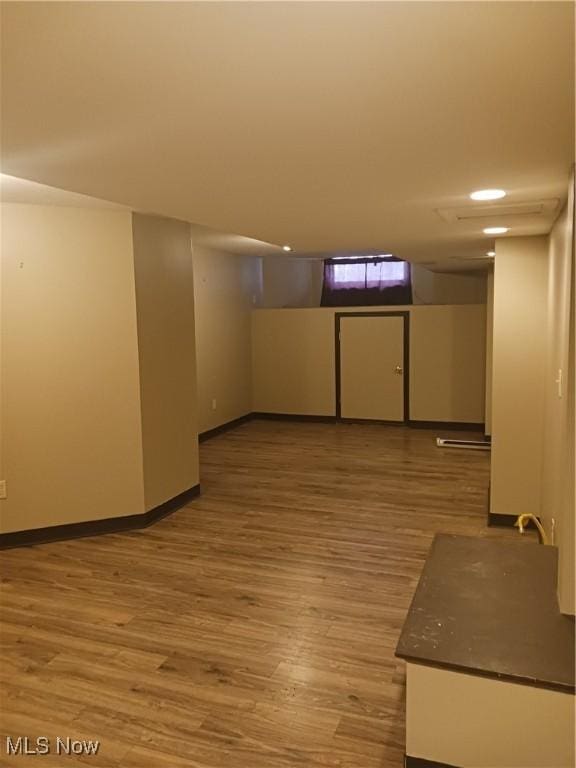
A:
335,311,410,423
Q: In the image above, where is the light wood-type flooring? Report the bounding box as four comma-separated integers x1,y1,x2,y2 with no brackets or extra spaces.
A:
0,421,534,767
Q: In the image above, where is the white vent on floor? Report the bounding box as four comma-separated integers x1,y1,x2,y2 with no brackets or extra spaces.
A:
436,438,491,451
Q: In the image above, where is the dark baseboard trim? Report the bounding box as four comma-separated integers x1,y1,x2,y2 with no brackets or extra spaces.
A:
339,417,405,426
487,511,539,530
199,414,253,442
405,756,459,768
252,412,337,423
251,414,483,430
0,485,200,550
408,420,485,431
199,413,485,431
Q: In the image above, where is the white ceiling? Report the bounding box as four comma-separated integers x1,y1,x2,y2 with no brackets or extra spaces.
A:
1,2,574,267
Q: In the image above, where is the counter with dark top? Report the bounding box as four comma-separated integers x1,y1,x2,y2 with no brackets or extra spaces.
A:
395,534,575,693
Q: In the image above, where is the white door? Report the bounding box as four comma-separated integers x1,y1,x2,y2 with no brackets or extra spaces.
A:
339,314,406,421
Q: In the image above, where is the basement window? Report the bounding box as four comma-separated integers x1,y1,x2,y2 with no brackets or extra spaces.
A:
320,256,412,306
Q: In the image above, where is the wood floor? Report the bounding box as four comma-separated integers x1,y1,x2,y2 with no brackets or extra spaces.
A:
0,421,533,767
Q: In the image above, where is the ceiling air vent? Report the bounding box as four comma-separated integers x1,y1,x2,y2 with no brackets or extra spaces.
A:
436,198,560,224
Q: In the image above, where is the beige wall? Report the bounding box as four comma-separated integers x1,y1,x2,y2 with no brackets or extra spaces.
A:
409,305,486,423
411,265,487,305
406,663,575,768
261,257,322,308
132,213,199,511
542,189,575,616
0,204,145,532
252,305,486,423
485,271,494,436
252,309,336,415
193,244,261,433
490,236,548,521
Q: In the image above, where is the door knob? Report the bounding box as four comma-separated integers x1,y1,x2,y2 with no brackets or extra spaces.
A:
394,366,403,375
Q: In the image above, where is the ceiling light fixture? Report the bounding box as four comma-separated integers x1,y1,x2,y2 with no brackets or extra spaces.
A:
282,245,292,252
486,250,496,257
483,227,509,235
470,189,506,201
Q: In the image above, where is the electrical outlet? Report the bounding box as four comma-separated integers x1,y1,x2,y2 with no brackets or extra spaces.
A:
211,398,217,411
0,480,6,500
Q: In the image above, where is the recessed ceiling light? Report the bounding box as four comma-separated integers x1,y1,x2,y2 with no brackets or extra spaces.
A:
486,250,496,257
470,189,506,201
282,245,292,252
483,227,509,235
